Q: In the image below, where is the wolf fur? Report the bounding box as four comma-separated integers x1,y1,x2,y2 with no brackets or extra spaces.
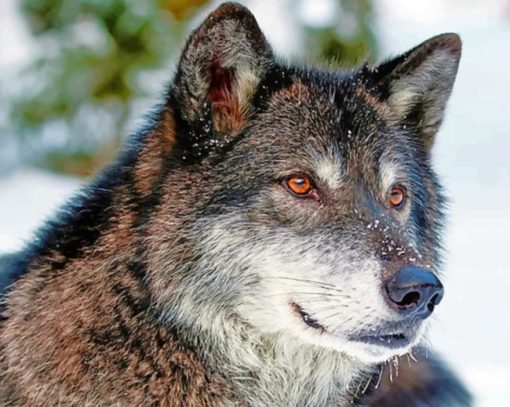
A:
0,3,471,406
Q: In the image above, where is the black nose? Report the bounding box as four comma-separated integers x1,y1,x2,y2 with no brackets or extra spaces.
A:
385,266,444,319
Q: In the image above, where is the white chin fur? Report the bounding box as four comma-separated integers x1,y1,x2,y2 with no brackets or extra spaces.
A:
341,339,416,364
239,295,423,365
196,214,427,367
291,318,421,365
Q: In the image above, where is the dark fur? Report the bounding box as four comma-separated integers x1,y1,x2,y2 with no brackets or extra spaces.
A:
363,348,471,406
0,3,470,405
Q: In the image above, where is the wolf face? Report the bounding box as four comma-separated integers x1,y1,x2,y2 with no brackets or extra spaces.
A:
145,4,461,365
1,3,465,405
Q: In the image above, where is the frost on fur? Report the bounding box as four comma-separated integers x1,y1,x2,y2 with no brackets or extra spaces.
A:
173,3,273,145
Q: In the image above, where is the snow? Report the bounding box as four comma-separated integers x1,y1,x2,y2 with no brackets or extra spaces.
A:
1,0,509,405
0,170,81,253
0,0,34,73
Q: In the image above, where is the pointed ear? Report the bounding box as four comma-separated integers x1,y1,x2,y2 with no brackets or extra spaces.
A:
370,34,461,150
171,2,273,155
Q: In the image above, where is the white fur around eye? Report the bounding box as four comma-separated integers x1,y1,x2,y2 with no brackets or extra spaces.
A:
313,153,343,190
379,162,398,193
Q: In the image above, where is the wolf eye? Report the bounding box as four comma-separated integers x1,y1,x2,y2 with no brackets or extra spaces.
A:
389,185,406,208
284,174,315,197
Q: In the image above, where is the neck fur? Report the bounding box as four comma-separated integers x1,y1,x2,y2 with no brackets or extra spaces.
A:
165,302,374,406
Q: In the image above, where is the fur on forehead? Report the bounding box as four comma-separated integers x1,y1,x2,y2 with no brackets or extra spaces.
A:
266,35,460,156
256,74,389,152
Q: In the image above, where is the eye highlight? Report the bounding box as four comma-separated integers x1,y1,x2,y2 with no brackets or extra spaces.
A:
389,185,407,209
284,174,317,199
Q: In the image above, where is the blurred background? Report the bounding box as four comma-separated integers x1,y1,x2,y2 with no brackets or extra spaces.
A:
0,0,508,405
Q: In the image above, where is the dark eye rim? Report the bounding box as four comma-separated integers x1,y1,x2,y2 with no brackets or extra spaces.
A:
389,184,407,209
282,173,319,200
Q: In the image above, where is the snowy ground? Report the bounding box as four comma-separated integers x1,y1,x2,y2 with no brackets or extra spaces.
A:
0,170,81,254
1,0,510,405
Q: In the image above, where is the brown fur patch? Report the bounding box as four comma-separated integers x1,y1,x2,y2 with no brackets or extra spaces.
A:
142,170,202,306
212,90,248,135
0,183,227,405
356,84,390,118
274,80,310,103
134,107,177,197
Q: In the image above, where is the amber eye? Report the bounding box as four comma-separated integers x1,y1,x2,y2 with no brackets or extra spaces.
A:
285,174,314,197
389,185,406,208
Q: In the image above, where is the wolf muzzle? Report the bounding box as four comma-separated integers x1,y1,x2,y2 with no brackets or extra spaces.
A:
384,266,444,319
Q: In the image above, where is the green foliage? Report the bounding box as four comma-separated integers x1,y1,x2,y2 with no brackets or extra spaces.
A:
302,0,378,67
11,0,209,176
9,0,376,176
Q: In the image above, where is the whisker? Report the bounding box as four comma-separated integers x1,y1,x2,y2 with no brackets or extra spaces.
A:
318,313,348,327
392,356,400,378
408,349,418,362
374,365,384,389
323,315,354,331
261,292,343,299
361,373,373,395
264,276,338,288
306,303,347,314
264,276,347,295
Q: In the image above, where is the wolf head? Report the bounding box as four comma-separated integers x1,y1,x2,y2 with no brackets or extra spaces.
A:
143,3,461,365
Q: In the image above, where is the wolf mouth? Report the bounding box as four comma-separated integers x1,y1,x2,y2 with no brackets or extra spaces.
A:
350,333,411,349
291,302,325,331
291,302,416,350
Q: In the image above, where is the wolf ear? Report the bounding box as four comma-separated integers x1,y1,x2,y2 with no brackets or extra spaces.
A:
370,34,461,150
171,2,273,156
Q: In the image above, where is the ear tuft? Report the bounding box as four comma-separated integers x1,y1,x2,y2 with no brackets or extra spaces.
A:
370,33,462,150
208,60,234,106
173,2,273,142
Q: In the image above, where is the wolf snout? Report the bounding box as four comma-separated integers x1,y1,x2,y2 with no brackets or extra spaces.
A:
384,266,444,319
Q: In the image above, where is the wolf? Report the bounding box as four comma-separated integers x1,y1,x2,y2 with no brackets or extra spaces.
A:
0,3,471,406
